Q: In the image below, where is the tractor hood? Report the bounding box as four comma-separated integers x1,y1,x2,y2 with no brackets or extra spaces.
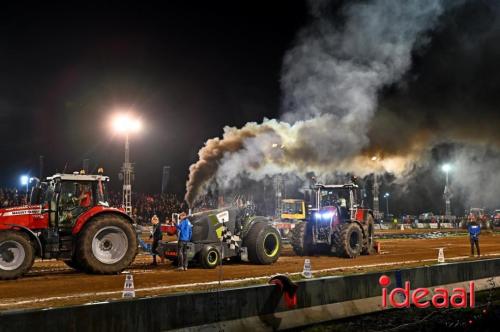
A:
0,205,43,217
0,205,44,227
190,207,241,243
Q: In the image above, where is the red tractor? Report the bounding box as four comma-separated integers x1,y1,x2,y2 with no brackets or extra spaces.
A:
291,182,375,258
0,172,138,280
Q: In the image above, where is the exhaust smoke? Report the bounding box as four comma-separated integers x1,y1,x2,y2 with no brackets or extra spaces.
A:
185,0,499,210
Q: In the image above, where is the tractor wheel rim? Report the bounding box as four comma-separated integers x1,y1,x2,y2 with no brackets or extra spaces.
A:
264,233,279,257
0,240,26,271
207,251,218,264
92,226,128,264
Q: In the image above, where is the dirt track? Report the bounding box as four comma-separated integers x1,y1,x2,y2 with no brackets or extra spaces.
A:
0,232,499,311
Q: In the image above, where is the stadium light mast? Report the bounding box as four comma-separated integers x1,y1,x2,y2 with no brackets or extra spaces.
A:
112,113,142,215
371,156,380,219
383,192,390,218
441,163,452,218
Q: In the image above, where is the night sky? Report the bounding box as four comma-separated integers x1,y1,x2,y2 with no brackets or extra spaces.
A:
1,1,500,215
0,1,306,193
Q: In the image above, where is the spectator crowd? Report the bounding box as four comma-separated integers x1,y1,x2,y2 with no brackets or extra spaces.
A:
0,188,27,207
109,191,186,225
0,187,186,225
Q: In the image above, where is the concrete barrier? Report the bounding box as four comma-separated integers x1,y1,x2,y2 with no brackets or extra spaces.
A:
1,258,499,332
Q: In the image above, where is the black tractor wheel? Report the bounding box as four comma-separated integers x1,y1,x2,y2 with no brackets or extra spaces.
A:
199,245,221,269
335,223,363,258
244,222,282,264
291,222,312,256
361,215,375,255
75,213,138,274
0,231,35,280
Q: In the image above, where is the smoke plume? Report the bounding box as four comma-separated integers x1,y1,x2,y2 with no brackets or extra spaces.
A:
185,0,499,208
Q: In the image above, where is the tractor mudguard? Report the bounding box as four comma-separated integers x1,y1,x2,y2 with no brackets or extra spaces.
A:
71,207,134,235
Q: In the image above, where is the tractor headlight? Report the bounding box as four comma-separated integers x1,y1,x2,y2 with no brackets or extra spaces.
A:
322,212,333,220
315,212,333,220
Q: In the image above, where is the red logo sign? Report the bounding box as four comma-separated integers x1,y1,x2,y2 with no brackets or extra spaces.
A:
379,275,475,308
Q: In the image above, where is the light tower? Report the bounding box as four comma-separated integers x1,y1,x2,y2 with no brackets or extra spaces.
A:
373,175,379,217
274,174,284,218
371,157,380,219
441,164,452,218
383,192,390,218
112,113,142,215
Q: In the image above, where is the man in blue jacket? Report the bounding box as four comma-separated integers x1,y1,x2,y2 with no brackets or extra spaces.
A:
177,212,193,271
468,221,481,257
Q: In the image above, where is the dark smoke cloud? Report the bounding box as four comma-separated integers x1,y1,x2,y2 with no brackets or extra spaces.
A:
185,123,275,205
366,0,500,210
185,0,500,211
184,0,456,206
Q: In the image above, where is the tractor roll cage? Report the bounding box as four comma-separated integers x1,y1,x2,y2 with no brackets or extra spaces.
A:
313,183,358,212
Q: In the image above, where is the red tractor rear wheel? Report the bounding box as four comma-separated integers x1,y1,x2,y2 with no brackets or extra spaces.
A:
75,213,138,274
0,231,35,280
291,222,312,256
335,223,363,258
361,215,375,255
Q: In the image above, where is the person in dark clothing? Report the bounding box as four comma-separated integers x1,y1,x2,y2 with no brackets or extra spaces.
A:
468,221,481,257
150,215,163,265
176,212,192,271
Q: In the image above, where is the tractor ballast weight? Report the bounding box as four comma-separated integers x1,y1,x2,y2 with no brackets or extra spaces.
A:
291,182,375,258
0,172,138,280
159,207,282,268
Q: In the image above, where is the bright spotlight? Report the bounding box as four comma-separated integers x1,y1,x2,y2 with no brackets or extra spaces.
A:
384,192,390,198
20,175,29,186
371,156,378,161
112,113,142,134
441,164,451,173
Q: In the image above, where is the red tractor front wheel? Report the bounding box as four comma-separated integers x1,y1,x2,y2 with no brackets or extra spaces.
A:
0,231,35,280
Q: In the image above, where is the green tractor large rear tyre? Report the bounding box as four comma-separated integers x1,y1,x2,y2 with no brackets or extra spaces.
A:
244,222,281,264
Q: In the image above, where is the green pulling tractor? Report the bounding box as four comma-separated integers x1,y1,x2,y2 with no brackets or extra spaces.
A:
158,208,282,268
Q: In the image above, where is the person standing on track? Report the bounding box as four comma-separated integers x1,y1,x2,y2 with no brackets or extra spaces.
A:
177,212,192,271
468,220,481,257
150,215,163,266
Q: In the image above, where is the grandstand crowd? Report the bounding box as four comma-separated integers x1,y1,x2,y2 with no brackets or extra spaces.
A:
109,192,186,225
0,187,189,225
0,188,26,207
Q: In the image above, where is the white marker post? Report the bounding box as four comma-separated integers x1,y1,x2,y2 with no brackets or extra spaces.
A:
122,274,136,298
302,259,312,279
437,248,445,263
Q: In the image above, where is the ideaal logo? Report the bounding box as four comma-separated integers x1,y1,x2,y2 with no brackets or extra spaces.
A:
379,275,475,308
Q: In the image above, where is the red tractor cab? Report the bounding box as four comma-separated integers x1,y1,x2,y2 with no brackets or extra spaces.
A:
0,172,138,280
291,182,375,258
